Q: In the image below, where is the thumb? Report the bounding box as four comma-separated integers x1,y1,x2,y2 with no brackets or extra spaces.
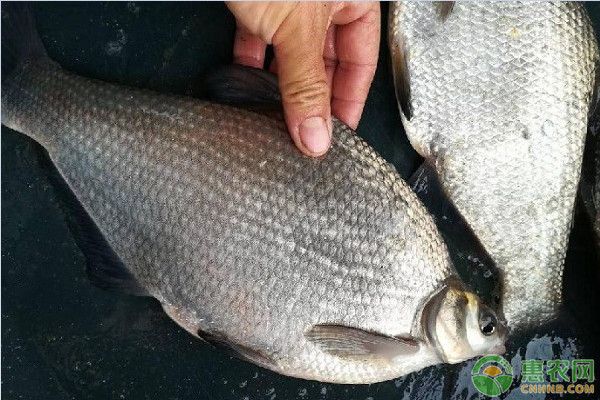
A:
272,5,332,157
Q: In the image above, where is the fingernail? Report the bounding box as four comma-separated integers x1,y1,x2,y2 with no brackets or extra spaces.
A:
299,117,331,155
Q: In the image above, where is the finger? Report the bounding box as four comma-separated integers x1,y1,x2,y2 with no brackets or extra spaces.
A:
331,3,380,129
272,3,333,157
233,22,267,68
330,2,375,25
323,25,338,89
226,2,297,43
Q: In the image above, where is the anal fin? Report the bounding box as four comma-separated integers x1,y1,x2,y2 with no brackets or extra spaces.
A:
39,153,149,297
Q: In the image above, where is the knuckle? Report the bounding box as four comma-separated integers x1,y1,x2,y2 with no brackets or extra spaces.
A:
281,77,329,108
362,7,380,25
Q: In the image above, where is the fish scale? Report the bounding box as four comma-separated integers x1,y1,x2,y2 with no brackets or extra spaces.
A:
2,55,464,382
390,1,599,329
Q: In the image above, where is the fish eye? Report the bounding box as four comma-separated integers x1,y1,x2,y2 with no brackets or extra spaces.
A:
478,309,497,336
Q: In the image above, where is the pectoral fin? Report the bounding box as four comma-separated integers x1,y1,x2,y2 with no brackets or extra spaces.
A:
305,324,419,361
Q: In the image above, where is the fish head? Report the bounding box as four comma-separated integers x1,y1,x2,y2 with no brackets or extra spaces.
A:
423,280,507,364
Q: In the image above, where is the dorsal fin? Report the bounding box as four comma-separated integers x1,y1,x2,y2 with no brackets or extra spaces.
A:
203,64,281,107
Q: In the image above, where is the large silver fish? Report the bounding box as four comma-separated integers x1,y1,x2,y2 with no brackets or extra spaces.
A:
389,1,599,330
1,7,505,384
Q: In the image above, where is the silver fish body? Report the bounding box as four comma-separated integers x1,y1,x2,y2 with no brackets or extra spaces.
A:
1,53,506,383
389,1,599,329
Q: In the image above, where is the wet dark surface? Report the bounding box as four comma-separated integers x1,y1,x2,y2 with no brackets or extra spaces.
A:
2,3,600,399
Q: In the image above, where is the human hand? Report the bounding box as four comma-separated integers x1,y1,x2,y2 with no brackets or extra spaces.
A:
226,2,380,157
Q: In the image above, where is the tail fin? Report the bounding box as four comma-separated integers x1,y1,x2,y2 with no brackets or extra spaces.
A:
1,2,48,79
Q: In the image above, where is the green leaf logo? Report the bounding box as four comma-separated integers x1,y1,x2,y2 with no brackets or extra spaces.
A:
471,354,514,397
